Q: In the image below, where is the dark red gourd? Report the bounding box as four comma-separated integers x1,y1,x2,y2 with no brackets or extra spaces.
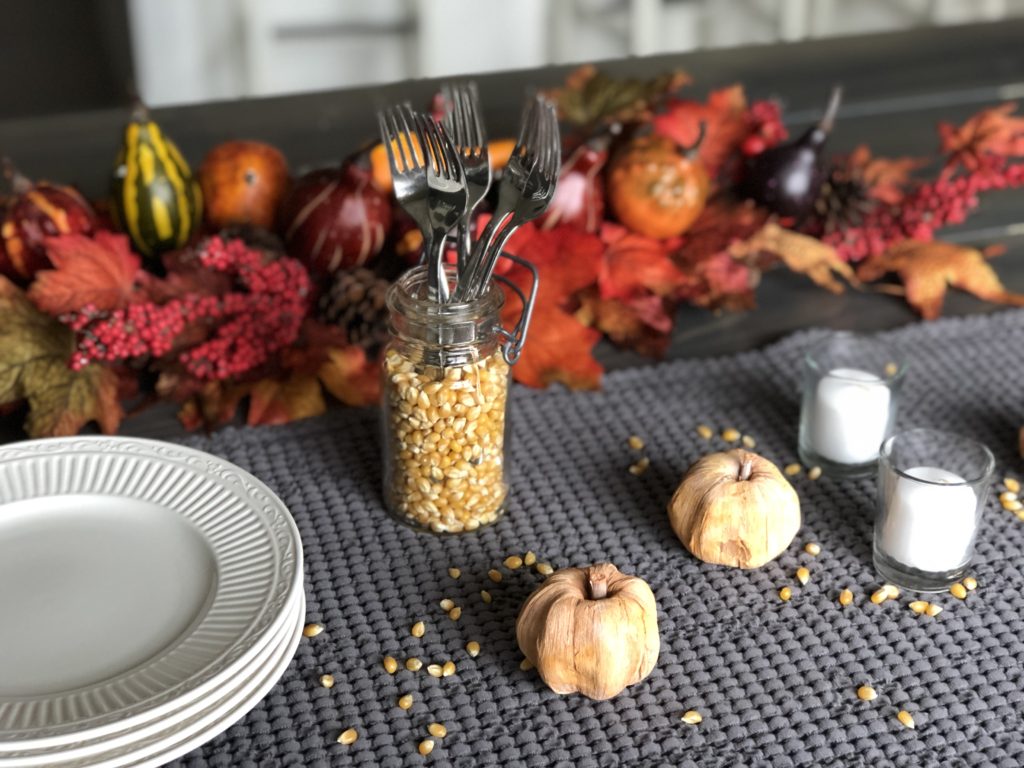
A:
740,87,842,218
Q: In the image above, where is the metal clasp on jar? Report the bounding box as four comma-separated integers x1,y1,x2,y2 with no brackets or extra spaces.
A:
492,252,539,366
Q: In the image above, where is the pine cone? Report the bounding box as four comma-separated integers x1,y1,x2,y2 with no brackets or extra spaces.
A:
319,268,391,351
814,165,872,233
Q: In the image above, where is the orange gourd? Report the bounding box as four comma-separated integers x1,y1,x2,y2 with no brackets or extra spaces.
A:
198,141,289,231
607,129,709,239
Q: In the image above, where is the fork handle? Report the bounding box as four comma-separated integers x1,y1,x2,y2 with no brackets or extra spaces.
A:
472,215,524,299
456,217,473,278
427,229,451,303
455,208,510,301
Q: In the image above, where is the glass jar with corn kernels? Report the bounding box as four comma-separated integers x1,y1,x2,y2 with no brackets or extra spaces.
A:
382,265,513,533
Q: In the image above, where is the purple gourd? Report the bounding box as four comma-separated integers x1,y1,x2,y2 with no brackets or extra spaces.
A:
740,86,843,218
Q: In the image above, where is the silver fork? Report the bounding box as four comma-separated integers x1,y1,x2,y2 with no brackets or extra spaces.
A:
378,103,432,282
442,82,490,277
456,96,560,301
414,113,468,303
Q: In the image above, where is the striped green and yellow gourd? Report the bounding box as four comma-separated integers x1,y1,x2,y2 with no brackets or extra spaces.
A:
111,104,202,258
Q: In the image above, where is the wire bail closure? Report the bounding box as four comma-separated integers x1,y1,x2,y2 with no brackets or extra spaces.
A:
492,252,539,366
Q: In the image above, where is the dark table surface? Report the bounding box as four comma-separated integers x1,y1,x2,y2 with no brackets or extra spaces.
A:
2,20,1024,441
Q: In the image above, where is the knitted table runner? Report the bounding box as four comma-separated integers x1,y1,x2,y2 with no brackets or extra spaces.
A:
167,309,1024,768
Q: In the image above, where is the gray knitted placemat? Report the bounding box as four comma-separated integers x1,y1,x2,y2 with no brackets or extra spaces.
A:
166,310,1024,768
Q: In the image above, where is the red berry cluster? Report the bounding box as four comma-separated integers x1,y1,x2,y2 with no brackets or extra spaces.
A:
824,156,1024,262
65,237,311,380
741,100,789,157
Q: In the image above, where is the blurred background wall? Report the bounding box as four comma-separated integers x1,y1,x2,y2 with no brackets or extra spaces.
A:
0,0,1020,118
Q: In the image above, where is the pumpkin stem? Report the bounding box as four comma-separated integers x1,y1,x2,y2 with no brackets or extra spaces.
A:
586,563,618,599
738,459,753,482
2,158,30,194
130,99,150,124
681,121,706,159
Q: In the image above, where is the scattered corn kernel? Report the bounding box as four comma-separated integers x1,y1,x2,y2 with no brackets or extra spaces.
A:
963,576,978,591
627,435,645,451
796,567,810,586
925,603,943,617
884,584,900,599
398,693,414,710
628,457,651,476
428,723,447,738
466,640,481,657
524,551,536,566
319,674,335,688
504,555,524,570
1000,491,1018,504
303,623,324,638
950,582,967,599
383,656,398,674
427,664,443,678
857,685,878,702
884,361,899,377
520,658,535,671
1005,477,1021,494
405,658,423,672
1005,499,1024,511
480,590,492,605
442,661,456,677
722,428,741,442
536,563,554,576
897,710,915,729
784,463,802,476
909,601,929,615
680,710,702,725
779,586,792,601
411,621,426,638
448,567,461,579
871,589,889,605
448,606,462,621
337,728,358,745
488,569,503,583
804,542,821,556
839,589,854,606
439,598,455,611
807,466,822,481
418,739,435,756
696,424,713,440
741,435,756,449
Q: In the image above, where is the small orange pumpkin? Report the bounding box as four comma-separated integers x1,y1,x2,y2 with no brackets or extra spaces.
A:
198,141,289,230
607,130,709,239
368,137,516,195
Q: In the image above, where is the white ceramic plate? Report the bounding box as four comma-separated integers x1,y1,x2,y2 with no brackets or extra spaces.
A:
16,595,305,768
0,437,303,750
0,579,305,767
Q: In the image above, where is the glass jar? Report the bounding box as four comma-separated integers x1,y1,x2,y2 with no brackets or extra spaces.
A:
874,428,994,592
797,333,906,478
381,265,512,533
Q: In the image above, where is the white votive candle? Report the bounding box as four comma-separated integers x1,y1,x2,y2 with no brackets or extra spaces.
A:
810,368,891,465
879,466,977,573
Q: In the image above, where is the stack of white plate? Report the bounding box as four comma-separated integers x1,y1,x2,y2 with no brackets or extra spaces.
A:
0,436,305,768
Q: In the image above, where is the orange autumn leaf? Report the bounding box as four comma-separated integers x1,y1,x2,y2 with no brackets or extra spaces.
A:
598,223,691,301
318,346,381,406
175,380,249,431
499,223,605,389
731,223,858,295
247,373,326,426
939,103,1024,169
842,145,924,204
856,239,1024,320
652,85,749,177
28,231,140,314
576,289,673,358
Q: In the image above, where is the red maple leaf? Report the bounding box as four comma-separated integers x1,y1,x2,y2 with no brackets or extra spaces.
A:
498,223,604,389
652,85,750,178
598,223,691,301
28,231,140,315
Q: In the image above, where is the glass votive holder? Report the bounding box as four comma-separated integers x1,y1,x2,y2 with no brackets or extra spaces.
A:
797,333,906,478
874,428,994,592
